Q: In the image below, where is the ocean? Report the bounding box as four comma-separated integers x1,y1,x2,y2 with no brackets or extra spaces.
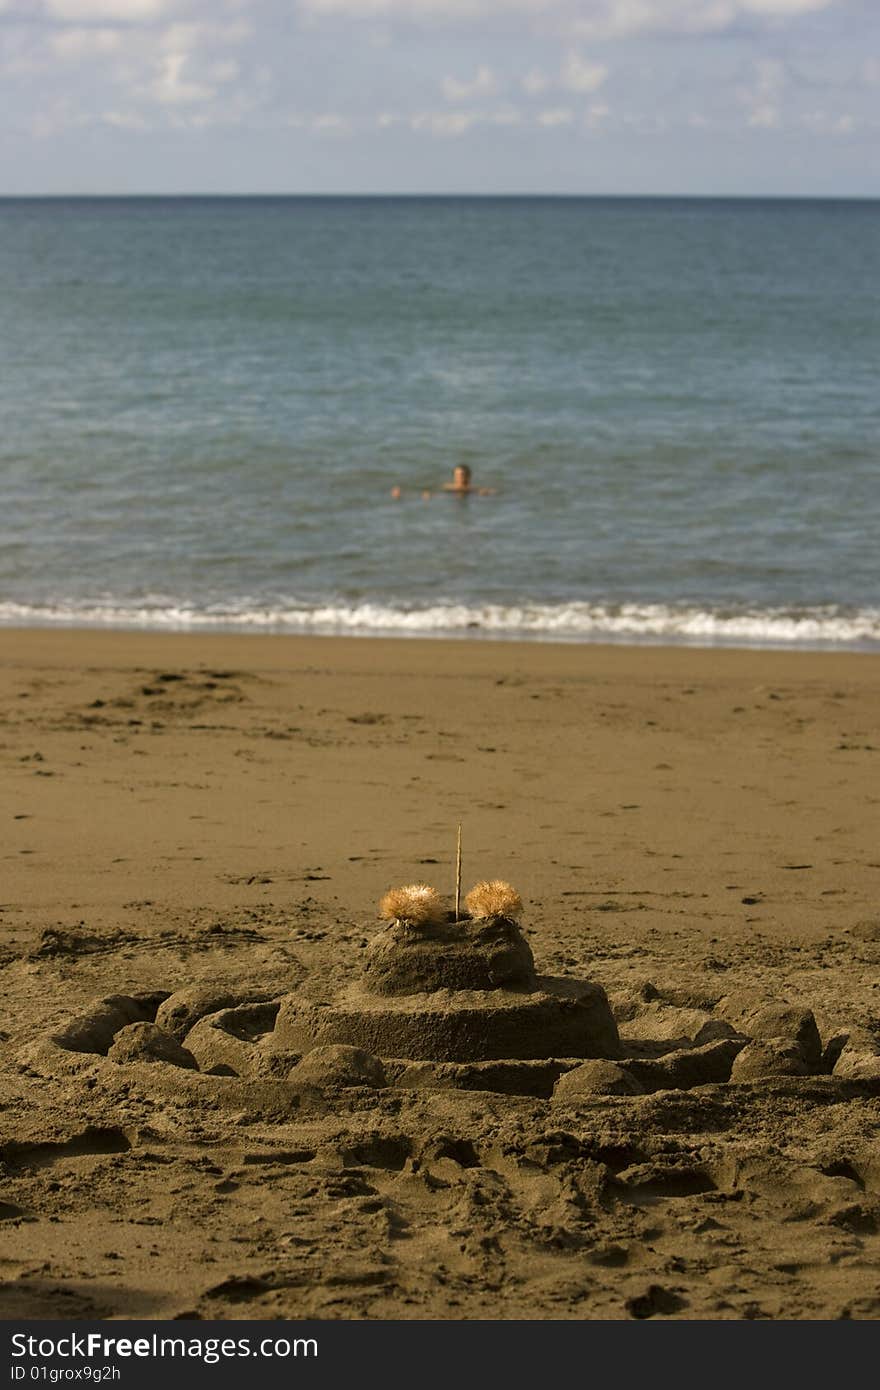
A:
2,195,878,649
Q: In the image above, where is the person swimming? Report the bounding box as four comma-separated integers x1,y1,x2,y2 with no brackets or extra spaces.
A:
391,464,495,499
443,464,478,494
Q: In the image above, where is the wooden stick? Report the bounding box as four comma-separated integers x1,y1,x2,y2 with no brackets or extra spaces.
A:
455,823,462,922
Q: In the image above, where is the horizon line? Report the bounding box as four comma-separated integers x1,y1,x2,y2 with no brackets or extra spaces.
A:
1,190,879,202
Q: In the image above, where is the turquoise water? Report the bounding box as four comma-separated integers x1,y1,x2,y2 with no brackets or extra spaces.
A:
2,196,878,647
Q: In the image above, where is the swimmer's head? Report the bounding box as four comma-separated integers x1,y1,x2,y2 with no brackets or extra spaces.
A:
452,464,472,490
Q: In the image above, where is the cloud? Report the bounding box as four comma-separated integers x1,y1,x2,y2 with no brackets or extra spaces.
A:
298,0,839,36
411,107,477,134
441,63,497,100
375,104,522,131
101,107,150,127
569,0,838,39
801,107,855,132
159,21,251,53
521,67,548,94
134,20,249,106
741,0,831,12
311,111,353,132
300,0,510,14
738,54,785,126
6,0,863,162
560,50,607,92
519,50,607,102
44,0,169,20
149,50,214,103
50,26,124,59
536,105,573,125
403,104,534,134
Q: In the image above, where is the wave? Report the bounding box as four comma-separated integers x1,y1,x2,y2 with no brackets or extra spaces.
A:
1,597,879,649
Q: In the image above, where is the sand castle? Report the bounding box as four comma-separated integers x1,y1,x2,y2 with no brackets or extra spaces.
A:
269,879,621,1069
17,876,880,1109
18,879,618,1103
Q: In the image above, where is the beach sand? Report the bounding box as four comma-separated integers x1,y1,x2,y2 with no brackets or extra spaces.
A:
1,629,879,1320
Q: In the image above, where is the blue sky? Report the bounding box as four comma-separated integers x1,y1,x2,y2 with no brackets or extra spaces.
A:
1,0,877,194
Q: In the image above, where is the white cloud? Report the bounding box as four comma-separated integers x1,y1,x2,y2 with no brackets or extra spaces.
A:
375,104,522,132
441,63,497,101
521,51,607,101
149,50,214,103
411,108,476,134
44,0,169,20
101,107,150,128
741,0,830,13
118,20,249,108
312,111,352,132
299,0,839,35
521,67,548,95
50,27,123,59
301,0,511,13
560,50,607,92
737,54,786,126
8,0,862,159
802,108,855,132
160,21,250,53
536,105,572,125
570,0,837,39
210,58,239,81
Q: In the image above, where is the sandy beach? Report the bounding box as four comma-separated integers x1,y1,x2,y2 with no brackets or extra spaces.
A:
1,628,879,1320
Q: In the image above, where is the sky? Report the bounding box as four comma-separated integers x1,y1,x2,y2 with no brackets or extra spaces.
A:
1,0,878,194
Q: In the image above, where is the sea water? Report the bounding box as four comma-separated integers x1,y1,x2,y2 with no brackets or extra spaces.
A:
1,195,878,648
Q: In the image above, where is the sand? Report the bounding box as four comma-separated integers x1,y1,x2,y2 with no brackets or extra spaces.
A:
1,628,879,1321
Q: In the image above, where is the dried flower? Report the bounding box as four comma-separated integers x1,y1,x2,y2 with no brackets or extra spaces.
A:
378,883,445,926
465,880,523,920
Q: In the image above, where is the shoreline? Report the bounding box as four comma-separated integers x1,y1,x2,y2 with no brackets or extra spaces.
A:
2,598,878,655
4,624,880,672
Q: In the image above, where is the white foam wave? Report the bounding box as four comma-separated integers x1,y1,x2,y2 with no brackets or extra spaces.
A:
1,597,879,649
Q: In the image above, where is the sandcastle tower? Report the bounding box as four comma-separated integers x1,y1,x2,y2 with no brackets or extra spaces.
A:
270,881,621,1064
